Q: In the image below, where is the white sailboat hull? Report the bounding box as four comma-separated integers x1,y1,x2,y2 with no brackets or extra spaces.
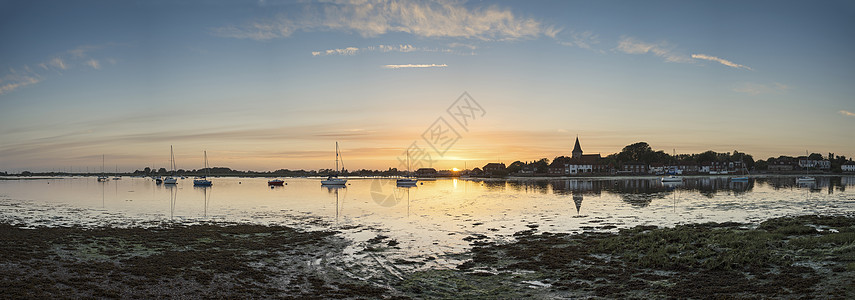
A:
396,178,418,186
321,178,347,185
661,176,682,182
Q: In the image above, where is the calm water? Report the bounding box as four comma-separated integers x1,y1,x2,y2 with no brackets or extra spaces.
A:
2,176,854,266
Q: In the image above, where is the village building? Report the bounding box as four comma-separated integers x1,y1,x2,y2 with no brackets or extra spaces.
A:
768,157,796,171
619,162,647,174
548,137,603,175
482,163,507,176
842,161,855,173
798,158,831,170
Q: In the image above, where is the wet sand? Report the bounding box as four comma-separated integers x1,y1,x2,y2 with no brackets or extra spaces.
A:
2,215,853,299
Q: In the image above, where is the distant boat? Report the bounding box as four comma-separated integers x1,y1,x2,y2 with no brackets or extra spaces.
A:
661,175,682,183
731,163,749,182
796,176,815,182
97,155,109,182
113,165,121,180
164,146,178,185
397,147,417,186
797,150,816,183
321,142,347,186
268,179,285,186
155,176,163,184
193,150,212,186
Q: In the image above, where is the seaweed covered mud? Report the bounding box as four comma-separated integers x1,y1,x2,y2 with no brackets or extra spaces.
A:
405,215,855,299
1,215,854,299
0,223,399,299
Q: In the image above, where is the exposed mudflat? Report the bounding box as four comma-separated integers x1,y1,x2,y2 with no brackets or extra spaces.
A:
2,215,853,299
0,223,398,299
439,215,855,299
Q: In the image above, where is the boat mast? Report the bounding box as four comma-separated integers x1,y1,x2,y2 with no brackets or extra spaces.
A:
170,145,175,175
335,142,339,175
204,150,209,176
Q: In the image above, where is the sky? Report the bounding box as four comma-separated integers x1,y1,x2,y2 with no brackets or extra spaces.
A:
1,0,854,173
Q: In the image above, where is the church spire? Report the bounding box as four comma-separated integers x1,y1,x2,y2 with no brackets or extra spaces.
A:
572,136,583,158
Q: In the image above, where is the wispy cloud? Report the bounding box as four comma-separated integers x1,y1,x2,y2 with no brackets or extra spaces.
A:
840,110,855,117
0,73,41,95
616,37,690,63
691,54,752,70
213,0,551,41
383,64,447,69
312,44,462,56
557,30,600,50
733,82,790,95
0,44,119,96
86,59,101,69
312,46,360,56
49,57,67,70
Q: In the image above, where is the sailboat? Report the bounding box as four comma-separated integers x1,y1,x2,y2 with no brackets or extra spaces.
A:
113,165,121,180
796,150,816,183
731,161,749,182
163,145,178,184
97,155,109,182
661,175,682,183
396,148,418,186
321,142,348,186
193,151,212,186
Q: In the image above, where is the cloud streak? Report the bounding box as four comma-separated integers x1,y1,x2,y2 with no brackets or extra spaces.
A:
383,64,447,69
840,110,855,117
616,37,690,63
86,59,101,69
0,44,119,95
311,44,462,56
213,0,551,41
557,30,600,50
0,74,41,95
691,54,752,70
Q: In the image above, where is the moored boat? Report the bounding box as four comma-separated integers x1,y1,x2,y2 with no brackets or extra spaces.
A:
661,175,682,183
396,147,418,186
321,142,348,186
164,145,178,185
193,151,213,186
796,176,815,182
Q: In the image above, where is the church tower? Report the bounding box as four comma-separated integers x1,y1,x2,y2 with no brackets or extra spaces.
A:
572,136,583,159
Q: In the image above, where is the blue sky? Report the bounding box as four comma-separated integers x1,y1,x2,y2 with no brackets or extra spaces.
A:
1,0,853,172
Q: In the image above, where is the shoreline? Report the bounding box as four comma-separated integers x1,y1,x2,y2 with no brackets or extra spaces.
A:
2,214,853,298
